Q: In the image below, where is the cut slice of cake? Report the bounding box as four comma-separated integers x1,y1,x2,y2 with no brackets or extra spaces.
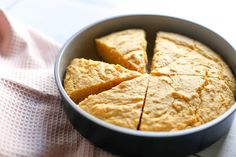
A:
79,75,149,129
96,29,148,73
64,58,141,103
150,31,236,95
151,31,223,71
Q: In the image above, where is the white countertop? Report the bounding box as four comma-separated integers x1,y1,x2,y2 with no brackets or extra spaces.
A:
1,0,236,157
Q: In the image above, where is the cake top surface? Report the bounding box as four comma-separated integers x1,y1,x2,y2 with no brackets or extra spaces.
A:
79,75,149,129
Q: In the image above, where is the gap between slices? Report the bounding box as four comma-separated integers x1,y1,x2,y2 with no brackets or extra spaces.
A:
139,31,235,131
63,30,236,131
137,76,149,130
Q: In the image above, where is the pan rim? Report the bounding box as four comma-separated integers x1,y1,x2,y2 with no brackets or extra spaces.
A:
54,14,236,138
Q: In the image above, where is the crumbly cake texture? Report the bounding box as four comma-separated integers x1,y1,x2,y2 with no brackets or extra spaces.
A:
64,31,235,131
96,29,148,73
140,75,234,131
79,75,149,129
141,31,235,131
64,58,141,103
150,31,236,94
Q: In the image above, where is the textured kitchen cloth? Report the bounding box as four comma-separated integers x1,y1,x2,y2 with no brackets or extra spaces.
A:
0,9,116,157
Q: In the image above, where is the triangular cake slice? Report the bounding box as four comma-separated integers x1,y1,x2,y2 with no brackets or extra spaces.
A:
79,75,149,129
64,58,141,103
151,31,222,71
150,31,236,94
96,29,148,73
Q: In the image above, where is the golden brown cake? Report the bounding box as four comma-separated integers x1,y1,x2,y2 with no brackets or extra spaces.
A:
96,29,148,73
150,32,236,94
141,32,236,131
63,30,236,132
196,78,234,123
140,75,201,131
79,75,149,129
140,75,234,131
64,58,141,103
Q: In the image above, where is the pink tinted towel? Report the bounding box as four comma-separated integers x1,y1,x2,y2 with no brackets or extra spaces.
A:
0,9,116,157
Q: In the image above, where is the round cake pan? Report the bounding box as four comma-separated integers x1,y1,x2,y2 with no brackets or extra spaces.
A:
54,15,236,157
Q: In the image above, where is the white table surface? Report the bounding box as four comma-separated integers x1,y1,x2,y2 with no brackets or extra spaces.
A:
1,0,236,157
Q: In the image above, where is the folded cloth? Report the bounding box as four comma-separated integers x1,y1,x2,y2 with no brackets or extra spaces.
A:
0,9,116,157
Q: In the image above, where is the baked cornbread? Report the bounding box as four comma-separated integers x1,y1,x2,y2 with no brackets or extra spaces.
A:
141,31,236,131
64,58,141,103
79,75,149,129
140,75,201,131
196,77,234,123
150,32,236,94
96,29,148,73
63,30,236,132
140,75,235,131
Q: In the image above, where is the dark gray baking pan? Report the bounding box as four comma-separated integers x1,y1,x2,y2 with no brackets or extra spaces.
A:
54,15,236,157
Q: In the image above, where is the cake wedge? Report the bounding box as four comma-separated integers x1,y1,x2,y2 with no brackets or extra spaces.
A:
150,31,236,95
79,75,149,129
96,29,148,73
64,58,141,103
